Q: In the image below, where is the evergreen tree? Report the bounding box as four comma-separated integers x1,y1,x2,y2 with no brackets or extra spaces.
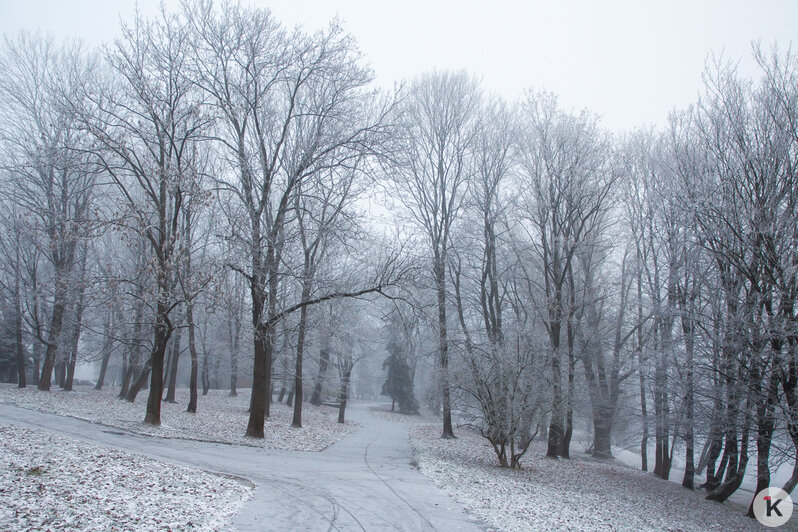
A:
381,321,419,414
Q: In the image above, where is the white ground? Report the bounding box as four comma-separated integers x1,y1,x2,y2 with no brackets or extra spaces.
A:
0,422,251,531
0,400,480,531
2,387,787,531
613,443,798,514
410,424,790,532
368,404,427,424
0,384,354,451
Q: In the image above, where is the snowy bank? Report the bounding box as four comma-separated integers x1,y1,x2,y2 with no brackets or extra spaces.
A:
410,424,783,531
0,423,251,531
0,385,355,452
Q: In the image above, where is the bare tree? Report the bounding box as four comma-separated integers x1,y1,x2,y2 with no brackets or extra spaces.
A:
187,2,394,437
518,92,614,458
391,70,482,438
447,97,548,467
0,206,32,387
76,8,209,424
684,49,798,511
290,162,362,427
0,34,99,391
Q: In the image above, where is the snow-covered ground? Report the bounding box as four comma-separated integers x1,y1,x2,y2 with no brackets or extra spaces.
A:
0,401,482,531
0,384,355,452
368,404,430,423
0,422,251,531
410,424,787,532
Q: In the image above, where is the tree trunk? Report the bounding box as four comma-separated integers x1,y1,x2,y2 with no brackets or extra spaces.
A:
126,357,153,402
14,262,26,388
119,293,145,398
710,297,742,486
246,240,278,437
165,314,183,402
309,304,330,406
278,382,286,403
707,397,752,503
700,357,725,490
95,347,112,390
247,319,273,437
229,316,239,397
211,349,222,389
119,361,132,399
781,359,798,495
338,364,352,424
654,317,672,479
310,344,330,406
682,411,695,489
201,343,210,396
702,429,724,490
746,369,778,517
31,329,42,387
56,359,67,388
94,310,115,390
637,274,648,471
187,303,199,413
38,287,68,391
38,265,71,392
560,330,575,458
547,341,563,457
162,338,173,396
714,369,742,487
164,332,181,402
783,461,798,495
682,323,695,488
143,301,172,425
63,296,86,392
435,257,455,439
14,308,26,389
292,283,312,428
592,408,614,458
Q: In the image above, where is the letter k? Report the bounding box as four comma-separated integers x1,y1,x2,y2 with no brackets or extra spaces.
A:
766,497,783,517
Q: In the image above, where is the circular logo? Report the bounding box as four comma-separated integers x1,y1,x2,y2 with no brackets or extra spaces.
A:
753,488,793,527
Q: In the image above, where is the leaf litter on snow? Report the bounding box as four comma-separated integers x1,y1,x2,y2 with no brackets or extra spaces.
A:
409,424,782,532
0,423,252,531
0,384,356,452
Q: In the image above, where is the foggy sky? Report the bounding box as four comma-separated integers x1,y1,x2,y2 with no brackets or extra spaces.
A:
1,0,796,132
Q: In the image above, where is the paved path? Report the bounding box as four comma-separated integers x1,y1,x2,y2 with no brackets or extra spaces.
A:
0,401,482,531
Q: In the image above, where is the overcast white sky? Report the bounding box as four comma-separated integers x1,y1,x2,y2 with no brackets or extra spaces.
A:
2,0,796,132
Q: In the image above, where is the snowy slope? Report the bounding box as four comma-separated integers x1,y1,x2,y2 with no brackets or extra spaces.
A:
0,423,251,531
410,424,785,532
0,385,354,452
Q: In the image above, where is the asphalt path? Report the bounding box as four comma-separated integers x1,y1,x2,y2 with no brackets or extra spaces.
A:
0,401,483,531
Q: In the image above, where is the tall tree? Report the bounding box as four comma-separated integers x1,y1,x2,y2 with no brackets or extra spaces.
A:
77,8,208,424
290,163,361,427
0,34,99,391
188,2,394,437
518,92,613,458
392,70,481,438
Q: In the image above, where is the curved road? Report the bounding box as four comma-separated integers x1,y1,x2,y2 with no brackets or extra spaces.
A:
0,402,482,531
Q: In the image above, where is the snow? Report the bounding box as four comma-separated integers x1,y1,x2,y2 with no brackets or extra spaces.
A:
0,422,251,531
613,444,798,514
410,424,785,532
0,384,356,452
4,386,782,531
368,403,429,423
0,400,483,531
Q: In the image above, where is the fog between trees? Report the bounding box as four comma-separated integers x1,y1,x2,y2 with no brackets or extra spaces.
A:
0,0,796,515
